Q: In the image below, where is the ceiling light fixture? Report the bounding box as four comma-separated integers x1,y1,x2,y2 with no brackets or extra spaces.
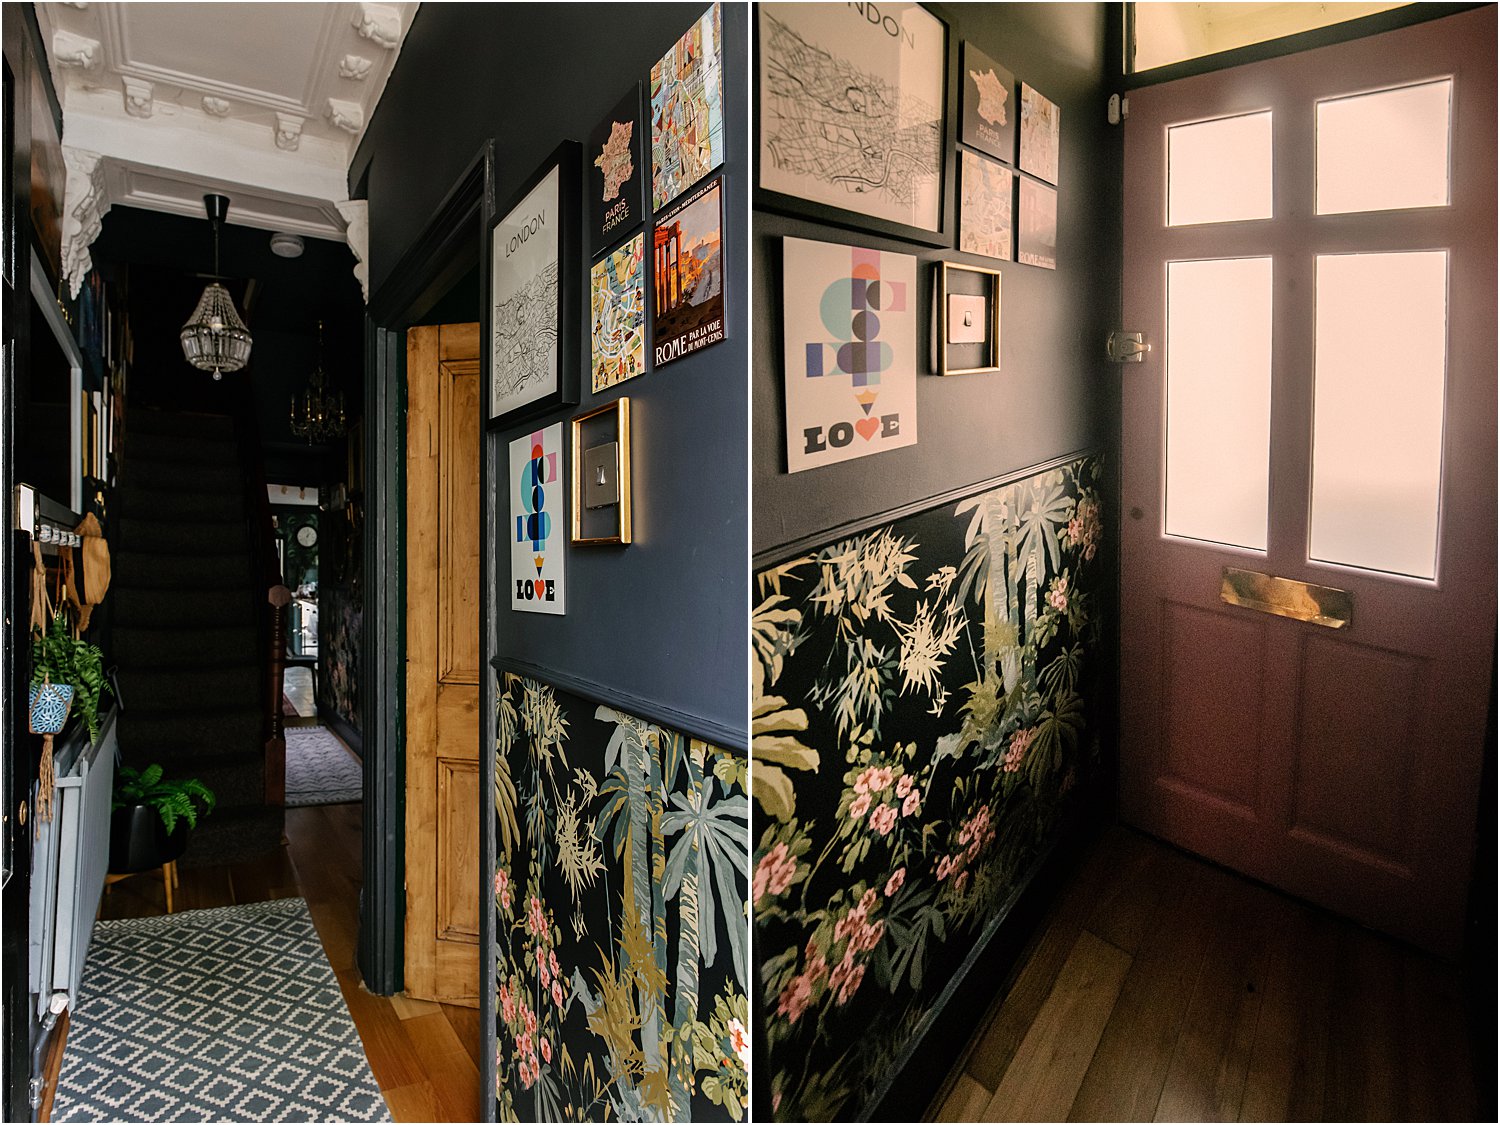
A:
289,320,346,444
180,194,253,380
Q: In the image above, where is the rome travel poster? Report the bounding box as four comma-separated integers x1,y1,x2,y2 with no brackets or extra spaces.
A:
651,174,725,368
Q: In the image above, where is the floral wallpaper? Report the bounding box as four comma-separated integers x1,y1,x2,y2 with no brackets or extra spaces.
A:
751,457,1104,1120
319,585,361,734
494,673,751,1122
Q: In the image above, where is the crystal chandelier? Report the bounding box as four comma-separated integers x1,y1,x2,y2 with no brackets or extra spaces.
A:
289,321,346,443
180,194,252,380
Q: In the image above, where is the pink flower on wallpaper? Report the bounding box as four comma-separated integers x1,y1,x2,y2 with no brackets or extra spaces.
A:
849,792,872,819
730,1017,752,1068
777,973,814,1023
869,803,898,835
495,869,513,911
1047,573,1069,612
902,788,921,817
541,1037,552,1064
754,842,799,904
896,774,914,799
549,949,560,977
869,766,894,792
527,895,547,936
552,979,565,1008
884,866,906,897
859,888,877,914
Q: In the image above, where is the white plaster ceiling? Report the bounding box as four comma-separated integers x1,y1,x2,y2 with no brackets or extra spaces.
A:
35,1,414,288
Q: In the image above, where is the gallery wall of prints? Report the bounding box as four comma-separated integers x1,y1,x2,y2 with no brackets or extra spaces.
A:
491,4,742,1121
758,1,1068,480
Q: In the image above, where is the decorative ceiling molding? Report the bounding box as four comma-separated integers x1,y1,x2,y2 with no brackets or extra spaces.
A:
334,199,369,301
61,146,109,297
35,2,416,301
51,30,99,69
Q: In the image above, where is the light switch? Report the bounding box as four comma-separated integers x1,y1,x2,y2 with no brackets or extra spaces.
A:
583,442,620,509
948,294,987,344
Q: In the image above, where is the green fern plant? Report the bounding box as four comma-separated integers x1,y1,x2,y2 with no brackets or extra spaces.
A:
30,610,109,742
113,764,216,835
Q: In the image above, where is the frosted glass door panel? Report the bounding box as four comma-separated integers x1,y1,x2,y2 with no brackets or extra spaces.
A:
1165,258,1274,550
1317,80,1451,215
1310,251,1447,579
1168,111,1273,225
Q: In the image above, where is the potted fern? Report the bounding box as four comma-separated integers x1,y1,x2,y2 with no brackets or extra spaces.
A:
29,609,108,740
109,764,216,874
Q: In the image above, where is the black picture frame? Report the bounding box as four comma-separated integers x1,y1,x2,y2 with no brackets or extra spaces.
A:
485,140,581,431
587,83,647,258
959,41,1017,164
753,2,957,248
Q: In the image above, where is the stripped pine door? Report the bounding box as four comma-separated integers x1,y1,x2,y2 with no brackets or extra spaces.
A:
404,323,481,1004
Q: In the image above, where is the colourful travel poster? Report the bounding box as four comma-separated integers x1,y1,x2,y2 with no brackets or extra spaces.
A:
510,423,565,615
1020,82,1061,185
588,85,645,255
782,237,918,473
651,2,725,210
651,175,724,368
590,233,647,392
960,149,1013,261
1018,177,1058,270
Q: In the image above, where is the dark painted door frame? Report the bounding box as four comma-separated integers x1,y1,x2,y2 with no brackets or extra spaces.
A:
357,142,495,997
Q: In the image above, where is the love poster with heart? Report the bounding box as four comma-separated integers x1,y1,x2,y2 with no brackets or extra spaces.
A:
509,422,566,614
782,236,919,473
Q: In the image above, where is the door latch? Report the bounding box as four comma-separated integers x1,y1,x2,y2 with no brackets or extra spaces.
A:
1107,331,1150,363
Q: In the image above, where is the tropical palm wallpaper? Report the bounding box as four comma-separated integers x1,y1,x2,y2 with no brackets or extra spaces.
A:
751,457,1105,1120
494,673,751,1122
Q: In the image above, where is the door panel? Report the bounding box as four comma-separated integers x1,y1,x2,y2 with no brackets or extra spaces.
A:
1120,7,1496,955
405,322,480,1005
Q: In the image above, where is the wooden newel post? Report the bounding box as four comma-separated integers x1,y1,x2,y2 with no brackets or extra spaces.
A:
266,585,290,805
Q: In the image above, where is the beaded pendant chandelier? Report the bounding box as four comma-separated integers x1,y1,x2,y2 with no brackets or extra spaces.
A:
289,321,346,443
180,194,252,380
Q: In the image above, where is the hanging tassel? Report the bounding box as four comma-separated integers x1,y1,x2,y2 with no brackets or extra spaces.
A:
37,734,54,827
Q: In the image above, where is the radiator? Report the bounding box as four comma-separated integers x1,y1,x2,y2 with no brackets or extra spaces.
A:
28,707,117,1019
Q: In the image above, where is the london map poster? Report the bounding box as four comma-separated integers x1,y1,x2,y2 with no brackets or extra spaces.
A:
782,237,918,473
510,423,566,615
491,159,564,424
651,2,724,211
590,232,647,392
651,175,724,369
759,2,945,235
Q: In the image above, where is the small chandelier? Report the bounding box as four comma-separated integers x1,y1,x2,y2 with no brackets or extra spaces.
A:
180,194,252,380
289,320,346,443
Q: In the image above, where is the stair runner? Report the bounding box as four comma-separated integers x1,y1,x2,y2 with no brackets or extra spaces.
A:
112,409,283,867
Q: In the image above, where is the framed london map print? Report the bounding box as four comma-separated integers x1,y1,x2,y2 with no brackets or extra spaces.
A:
757,2,952,246
488,141,581,429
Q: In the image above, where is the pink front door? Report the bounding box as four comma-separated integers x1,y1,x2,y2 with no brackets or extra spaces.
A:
1119,8,1496,956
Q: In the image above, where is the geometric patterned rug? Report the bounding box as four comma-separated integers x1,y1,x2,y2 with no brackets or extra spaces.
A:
52,898,390,1122
285,726,362,808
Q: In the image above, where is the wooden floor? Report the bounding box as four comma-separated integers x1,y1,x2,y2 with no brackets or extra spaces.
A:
98,801,484,1122
931,825,1482,1123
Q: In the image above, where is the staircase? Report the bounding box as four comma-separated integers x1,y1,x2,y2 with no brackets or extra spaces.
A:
112,408,283,867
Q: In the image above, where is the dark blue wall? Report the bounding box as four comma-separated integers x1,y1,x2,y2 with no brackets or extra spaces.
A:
355,2,748,745
753,1,1118,555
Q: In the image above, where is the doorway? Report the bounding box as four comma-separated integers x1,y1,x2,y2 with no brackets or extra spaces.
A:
1118,6,1496,955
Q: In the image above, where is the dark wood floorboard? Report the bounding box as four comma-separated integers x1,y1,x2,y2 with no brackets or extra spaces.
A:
931,825,1481,1123
97,802,483,1122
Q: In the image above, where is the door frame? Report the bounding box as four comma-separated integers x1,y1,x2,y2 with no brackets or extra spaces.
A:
358,141,495,1001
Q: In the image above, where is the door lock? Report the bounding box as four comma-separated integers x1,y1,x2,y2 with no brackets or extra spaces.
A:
1107,331,1150,363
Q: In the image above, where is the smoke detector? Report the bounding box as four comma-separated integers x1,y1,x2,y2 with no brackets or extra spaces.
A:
269,232,304,258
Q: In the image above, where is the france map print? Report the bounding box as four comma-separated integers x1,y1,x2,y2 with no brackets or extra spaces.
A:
759,2,944,233
510,423,565,615
651,2,725,211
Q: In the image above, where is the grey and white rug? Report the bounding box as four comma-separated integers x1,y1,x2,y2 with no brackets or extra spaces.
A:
286,726,362,807
52,897,390,1123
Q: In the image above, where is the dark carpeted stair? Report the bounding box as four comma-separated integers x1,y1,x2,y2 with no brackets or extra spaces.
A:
114,408,283,868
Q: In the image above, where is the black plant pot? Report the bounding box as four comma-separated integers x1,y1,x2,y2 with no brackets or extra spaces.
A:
108,804,190,874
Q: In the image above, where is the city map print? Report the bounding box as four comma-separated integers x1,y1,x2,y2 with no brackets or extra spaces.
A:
492,261,559,408
759,3,944,233
590,232,646,392
960,149,1013,261
651,2,725,210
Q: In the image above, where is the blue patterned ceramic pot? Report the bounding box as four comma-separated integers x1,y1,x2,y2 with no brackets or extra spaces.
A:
28,681,74,735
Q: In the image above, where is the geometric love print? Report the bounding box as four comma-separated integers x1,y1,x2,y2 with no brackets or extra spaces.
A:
509,421,566,615
783,237,918,473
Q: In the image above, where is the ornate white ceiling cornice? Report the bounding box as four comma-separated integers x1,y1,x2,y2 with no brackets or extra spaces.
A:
36,1,417,299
